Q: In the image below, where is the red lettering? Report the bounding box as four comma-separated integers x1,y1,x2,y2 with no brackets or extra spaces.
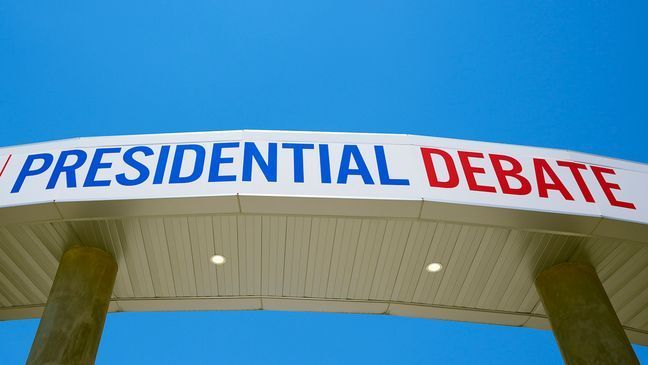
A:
533,159,574,200
489,154,531,195
458,151,496,193
556,161,595,203
420,148,459,188
591,166,636,209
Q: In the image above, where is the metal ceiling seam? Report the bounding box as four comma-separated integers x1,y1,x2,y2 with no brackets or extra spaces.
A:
430,225,463,304
343,219,363,300
601,247,648,292
300,217,315,297
104,220,136,298
183,217,200,297
321,219,339,300
494,232,538,311
478,230,524,309
280,215,289,297
404,222,438,303
0,229,52,301
208,218,221,295
160,217,179,297
577,237,620,268
13,226,59,279
124,219,156,297
193,217,207,296
0,268,30,305
605,249,648,302
454,226,492,307
236,194,242,214
133,219,157,298
258,215,264,297
500,233,550,311
516,235,568,313
470,228,511,308
52,201,65,223
418,223,459,304
523,302,544,326
382,220,414,303
616,268,648,324
454,227,494,307
0,244,45,303
362,220,389,300
416,198,424,219
234,216,242,296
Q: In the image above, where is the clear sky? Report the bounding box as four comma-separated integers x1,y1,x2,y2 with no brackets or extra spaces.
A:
1,0,647,364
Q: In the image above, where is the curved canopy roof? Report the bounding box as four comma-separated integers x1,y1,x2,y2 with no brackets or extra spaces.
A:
1,130,647,344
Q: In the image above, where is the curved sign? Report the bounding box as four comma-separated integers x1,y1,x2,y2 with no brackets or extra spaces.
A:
0,130,646,225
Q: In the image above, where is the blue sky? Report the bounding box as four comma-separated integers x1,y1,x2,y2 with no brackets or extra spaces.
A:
1,0,647,363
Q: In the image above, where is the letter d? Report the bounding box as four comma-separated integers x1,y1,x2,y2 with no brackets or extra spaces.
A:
420,148,459,188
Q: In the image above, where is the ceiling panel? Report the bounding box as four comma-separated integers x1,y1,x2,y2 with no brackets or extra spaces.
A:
326,218,362,299
369,220,411,301
212,216,240,296
454,227,510,308
1,213,647,344
261,215,287,297
187,216,219,296
139,218,175,297
164,217,197,297
0,228,52,303
96,221,135,298
412,223,463,304
237,215,262,296
282,216,311,297
347,220,387,300
390,221,438,303
434,225,487,306
304,217,337,298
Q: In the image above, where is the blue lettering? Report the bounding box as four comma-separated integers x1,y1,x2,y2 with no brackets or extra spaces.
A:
84,148,121,187
47,150,88,189
319,144,331,184
116,146,153,186
337,145,374,184
153,145,170,185
209,142,239,182
169,144,205,184
242,142,277,182
375,146,409,186
11,153,54,193
282,143,314,183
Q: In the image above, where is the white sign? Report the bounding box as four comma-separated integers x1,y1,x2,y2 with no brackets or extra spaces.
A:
0,130,646,224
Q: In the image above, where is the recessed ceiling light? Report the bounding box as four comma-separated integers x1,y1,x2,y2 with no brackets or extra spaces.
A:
210,254,226,265
426,262,443,273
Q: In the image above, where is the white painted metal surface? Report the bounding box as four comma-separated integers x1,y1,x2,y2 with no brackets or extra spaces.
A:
0,131,647,344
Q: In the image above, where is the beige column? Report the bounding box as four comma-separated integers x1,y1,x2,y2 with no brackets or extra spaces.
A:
535,262,639,365
27,246,117,365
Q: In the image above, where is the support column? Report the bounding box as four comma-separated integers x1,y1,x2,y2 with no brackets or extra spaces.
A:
535,262,639,365
27,246,117,365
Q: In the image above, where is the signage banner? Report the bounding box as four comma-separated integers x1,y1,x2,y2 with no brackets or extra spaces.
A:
0,130,646,224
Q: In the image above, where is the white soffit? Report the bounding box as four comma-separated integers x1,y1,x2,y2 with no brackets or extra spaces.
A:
0,130,647,345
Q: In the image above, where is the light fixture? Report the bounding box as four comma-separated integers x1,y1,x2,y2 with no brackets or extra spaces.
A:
210,254,226,265
426,262,443,272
